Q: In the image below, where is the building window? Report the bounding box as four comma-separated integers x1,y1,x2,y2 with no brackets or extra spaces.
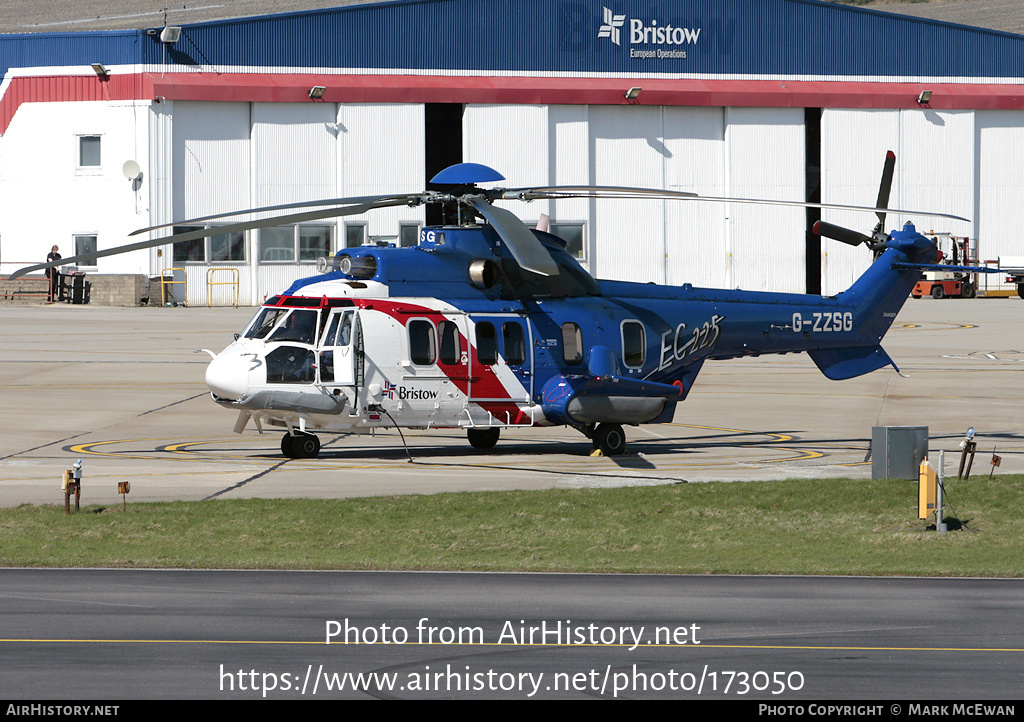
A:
399,223,420,248
78,136,101,168
73,234,98,268
345,222,367,249
299,225,331,261
529,221,586,261
549,222,585,261
172,225,246,263
209,230,245,262
259,224,332,262
260,227,294,261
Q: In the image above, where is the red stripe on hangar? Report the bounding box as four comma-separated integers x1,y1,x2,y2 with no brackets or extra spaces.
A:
6,71,1024,134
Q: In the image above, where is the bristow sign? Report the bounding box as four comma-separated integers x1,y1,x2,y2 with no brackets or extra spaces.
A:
597,5,701,59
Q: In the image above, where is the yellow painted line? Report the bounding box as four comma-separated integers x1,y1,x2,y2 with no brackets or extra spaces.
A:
67,426,833,472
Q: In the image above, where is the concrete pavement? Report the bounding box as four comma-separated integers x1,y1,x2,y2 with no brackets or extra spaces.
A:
0,298,1021,507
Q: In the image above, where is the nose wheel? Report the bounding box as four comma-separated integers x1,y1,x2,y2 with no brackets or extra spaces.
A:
282,431,321,459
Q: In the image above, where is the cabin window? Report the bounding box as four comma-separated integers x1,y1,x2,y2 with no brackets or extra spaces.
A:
266,346,315,384
409,319,437,365
622,320,645,368
562,322,583,365
503,322,526,365
476,322,498,365
438,320,461,365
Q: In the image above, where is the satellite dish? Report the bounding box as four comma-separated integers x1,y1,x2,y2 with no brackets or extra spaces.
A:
122,160,142,182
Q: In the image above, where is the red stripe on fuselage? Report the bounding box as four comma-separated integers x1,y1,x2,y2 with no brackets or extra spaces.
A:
339,298,531,425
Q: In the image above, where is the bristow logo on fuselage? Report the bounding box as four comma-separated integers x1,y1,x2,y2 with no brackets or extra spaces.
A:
598,7,701,49
383,380,439,401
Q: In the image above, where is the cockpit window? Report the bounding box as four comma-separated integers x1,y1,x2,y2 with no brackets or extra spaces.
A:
243,307,288,339
269,310,319,344
266,346,315,384
323,310,354,347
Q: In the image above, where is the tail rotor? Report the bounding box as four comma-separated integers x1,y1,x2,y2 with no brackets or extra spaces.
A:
814,150,897,256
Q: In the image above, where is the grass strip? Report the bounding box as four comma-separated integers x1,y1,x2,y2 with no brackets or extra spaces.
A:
1,475,1021,576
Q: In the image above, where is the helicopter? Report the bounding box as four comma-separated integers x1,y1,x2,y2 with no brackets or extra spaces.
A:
12,154,984,459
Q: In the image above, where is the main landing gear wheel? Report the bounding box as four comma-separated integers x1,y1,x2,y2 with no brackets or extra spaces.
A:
594,423,626,456
467,427,500,450
281,432,321,459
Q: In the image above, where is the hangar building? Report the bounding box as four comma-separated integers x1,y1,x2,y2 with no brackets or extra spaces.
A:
1,0,1023,304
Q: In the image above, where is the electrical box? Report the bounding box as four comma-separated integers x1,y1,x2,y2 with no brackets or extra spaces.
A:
872,426,929,480
918,460,937,519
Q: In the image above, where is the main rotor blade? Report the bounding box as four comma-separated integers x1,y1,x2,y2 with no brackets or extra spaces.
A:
467,198,560,277
130,193,428,236
813,220,873,247
875,150,896,228
500,185,969,222
9,197,420,280
501,185,698,201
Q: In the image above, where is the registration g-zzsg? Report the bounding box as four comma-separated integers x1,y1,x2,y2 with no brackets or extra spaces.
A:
792,311,853,333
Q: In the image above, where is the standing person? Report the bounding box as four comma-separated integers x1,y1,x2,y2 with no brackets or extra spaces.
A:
46,245,61,302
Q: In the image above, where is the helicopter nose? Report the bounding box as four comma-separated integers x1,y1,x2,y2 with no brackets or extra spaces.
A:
205,351,251,401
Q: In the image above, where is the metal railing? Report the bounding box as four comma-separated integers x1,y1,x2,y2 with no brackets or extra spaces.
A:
206,267,239,308
160,267,187,306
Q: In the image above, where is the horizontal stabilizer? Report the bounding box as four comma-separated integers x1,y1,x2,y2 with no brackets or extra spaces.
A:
892,262,1002,274
808,346,899,381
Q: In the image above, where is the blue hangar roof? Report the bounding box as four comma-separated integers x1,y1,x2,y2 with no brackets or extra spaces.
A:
2,0,1024,80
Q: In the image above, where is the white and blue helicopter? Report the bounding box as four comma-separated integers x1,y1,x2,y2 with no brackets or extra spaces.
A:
13,154,983,459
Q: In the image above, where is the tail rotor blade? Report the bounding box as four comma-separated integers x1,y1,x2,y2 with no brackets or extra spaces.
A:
875,150,896,227
813,220,872,247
